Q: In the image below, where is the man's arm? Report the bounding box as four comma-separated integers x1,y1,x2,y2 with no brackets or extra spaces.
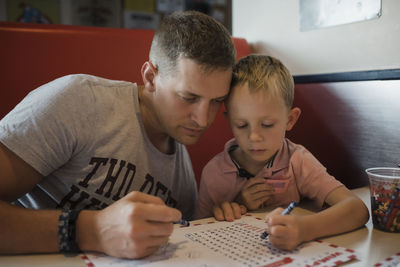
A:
0,143,182,258
0,142,59,253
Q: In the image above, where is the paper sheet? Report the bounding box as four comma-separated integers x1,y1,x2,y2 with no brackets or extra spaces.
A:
373,252,400,267
82,214,358,267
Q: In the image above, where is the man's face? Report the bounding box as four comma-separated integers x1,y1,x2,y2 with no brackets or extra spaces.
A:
152,57,232,145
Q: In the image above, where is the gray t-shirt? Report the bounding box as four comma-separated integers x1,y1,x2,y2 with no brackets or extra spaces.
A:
0,74,197,220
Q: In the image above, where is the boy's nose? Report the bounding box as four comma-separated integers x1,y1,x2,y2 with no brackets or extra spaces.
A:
249,129,263,141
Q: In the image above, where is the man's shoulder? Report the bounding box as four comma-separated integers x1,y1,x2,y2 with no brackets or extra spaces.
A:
40,74,136,104
52,74,134,90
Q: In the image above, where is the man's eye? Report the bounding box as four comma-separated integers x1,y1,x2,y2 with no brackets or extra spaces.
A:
181,96,197,102
213,98,225,103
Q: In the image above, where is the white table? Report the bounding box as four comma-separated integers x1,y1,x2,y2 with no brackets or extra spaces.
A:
1,187,399,267
318,187,400,266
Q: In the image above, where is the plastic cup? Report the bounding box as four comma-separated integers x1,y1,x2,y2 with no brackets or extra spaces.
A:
366,167,400,233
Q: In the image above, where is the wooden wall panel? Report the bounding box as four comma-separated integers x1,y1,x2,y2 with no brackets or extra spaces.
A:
287,80,400,188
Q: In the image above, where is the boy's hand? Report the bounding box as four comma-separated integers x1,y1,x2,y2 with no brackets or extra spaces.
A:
212,202,247,221
235,177,275,210
263,207,303,251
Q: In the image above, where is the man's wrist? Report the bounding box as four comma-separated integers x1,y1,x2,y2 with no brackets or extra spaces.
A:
58,209,82,253
76,210,100,252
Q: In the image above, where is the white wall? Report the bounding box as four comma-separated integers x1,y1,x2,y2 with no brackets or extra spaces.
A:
232,0,400,76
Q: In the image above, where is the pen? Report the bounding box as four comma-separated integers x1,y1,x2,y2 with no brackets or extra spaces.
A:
174,219,190,227
260,201,297,239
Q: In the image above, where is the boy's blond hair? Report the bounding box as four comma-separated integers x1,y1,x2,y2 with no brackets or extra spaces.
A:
231,55,294,109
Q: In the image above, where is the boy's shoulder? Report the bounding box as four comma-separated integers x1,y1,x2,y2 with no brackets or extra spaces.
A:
202,138,237,173
203,151,225,168
284,138,326,173
285,138,313,158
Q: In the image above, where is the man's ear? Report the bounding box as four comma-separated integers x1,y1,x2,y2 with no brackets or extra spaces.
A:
286,107,301,131
141,61,158,92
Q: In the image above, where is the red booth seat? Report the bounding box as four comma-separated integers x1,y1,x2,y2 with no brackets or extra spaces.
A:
0,22,251,186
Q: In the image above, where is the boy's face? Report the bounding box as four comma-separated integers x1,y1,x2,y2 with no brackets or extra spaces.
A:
226,83,298,165
149,57,232,145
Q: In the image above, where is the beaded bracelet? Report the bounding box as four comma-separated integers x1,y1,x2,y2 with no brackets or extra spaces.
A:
58,209,82,253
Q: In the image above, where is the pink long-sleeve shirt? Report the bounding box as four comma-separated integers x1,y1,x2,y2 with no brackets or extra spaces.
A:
196,138,344,219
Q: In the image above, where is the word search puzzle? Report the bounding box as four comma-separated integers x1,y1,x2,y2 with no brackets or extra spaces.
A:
83,214,358,267
184,221,302,266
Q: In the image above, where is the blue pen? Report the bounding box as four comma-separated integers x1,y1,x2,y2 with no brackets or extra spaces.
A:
260,201,298,239
174,219,190,227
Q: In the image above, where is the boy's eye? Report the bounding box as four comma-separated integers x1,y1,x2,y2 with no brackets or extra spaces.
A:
262,123,273,128
236,124,247,129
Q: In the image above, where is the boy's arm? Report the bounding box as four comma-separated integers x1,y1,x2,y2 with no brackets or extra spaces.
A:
298,186,369,241
195,159,232,219
197,180,246,221
234,177,275,210
0,143,181,258
266,186,369,250
212,202,247,221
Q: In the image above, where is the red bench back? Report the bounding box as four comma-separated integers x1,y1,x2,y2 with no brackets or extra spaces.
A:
0,22,251,186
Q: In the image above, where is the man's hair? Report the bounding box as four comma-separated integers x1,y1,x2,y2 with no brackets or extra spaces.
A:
149,11,236,76
231,55,294,108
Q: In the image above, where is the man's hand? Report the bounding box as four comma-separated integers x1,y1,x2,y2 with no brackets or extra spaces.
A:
235,177,275,210
212,202,247,221
77,191,181,259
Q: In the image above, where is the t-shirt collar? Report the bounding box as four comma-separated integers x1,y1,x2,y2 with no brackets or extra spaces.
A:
222,138,289,178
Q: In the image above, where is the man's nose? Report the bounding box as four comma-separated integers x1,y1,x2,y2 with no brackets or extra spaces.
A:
191,101,209,128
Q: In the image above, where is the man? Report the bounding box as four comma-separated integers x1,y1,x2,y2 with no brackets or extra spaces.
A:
0,11,235,259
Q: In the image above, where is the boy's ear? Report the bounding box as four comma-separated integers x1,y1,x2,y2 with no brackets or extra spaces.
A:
286,107,301,131
141,61,158,92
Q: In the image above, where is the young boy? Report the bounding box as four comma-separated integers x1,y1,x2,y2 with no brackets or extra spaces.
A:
196,55,369,251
